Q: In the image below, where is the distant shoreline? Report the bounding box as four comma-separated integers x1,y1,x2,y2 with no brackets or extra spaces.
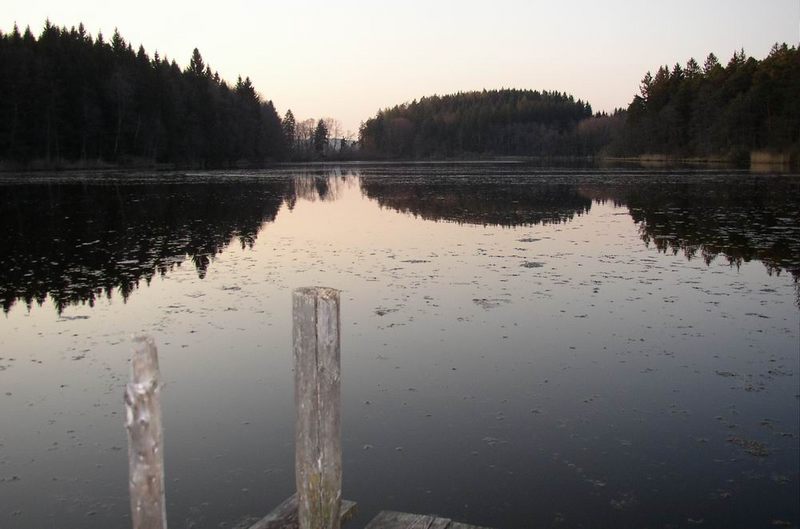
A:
1,152,797,173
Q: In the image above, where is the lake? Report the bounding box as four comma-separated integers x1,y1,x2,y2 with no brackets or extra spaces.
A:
0,163,798,529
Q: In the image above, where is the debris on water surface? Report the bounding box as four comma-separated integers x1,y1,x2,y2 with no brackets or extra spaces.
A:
609,491,636,510
708,489,732,500
715,371,737,377
770,473,790,485
472,298,511,309
727,437,770,457
520,261,544,268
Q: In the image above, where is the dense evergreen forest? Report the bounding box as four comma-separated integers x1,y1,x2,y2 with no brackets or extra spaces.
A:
0,21,286,167
613,44,800,161
1,20,797,167
358,89,605,158
359,45,799,163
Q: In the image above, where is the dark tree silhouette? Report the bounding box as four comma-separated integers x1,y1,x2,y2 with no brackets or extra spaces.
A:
612,44,800,161
313,119,329,154
0,22,287,167
282,109,296,155
358,89,597,158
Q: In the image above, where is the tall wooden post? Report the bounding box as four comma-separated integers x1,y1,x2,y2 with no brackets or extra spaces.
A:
293,287,342,529
124,335,167,529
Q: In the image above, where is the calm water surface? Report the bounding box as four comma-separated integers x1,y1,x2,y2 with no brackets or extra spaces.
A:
0,164,798,529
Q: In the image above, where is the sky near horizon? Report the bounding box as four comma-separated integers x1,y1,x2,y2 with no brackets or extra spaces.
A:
4,0,799,134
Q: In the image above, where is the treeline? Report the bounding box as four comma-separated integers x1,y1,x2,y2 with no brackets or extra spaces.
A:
358,89,604,158
613,44,800,160
0,21,286,167
281,112,358,160
3,21,797,166
359,45,799,163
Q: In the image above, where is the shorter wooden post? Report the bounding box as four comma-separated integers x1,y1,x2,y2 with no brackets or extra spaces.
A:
293,287,342,529
124,335,167,529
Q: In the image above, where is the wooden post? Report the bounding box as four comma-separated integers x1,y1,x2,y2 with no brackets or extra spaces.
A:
293,287,342,529
124,335,167,529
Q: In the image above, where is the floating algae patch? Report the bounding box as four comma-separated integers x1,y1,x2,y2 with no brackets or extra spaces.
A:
727,437,770,457
472,298,511,310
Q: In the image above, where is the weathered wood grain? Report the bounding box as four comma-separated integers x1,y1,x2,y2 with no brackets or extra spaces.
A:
364,511,492,529
247,494,357,529
364,511,438,529
427,518,452,529
293,287,342,529
447,523,492,529
124,335,167,529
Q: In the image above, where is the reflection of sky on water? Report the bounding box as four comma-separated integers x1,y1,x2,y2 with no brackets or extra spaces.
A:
0,167,798,529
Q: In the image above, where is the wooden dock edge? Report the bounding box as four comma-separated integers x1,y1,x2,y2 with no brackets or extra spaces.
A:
247,494,357,529
364,510,493,529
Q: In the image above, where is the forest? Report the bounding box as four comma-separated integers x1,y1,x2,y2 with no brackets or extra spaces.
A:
359,45,799,162
0,21,287,167
357,89,603,158
0,20,798,167
614,43,800,162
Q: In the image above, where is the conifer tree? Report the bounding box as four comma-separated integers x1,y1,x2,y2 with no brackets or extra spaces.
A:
313,119,328,154
282,109,296,152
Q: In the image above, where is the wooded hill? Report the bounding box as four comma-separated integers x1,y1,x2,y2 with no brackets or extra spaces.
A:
358,89,604,158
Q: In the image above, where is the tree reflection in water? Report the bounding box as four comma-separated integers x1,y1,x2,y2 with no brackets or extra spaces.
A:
1,168,798,313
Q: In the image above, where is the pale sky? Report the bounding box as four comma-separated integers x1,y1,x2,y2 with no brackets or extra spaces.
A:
5,0,799,133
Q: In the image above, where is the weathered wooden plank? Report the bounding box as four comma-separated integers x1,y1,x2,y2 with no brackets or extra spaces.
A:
427,517,452,529
247,494,357,529
363,511,442,529
447,523,493,529
293,287,342,529
124,335,167,529
364,511,493,529
364,511,425,529
247,494,297,529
